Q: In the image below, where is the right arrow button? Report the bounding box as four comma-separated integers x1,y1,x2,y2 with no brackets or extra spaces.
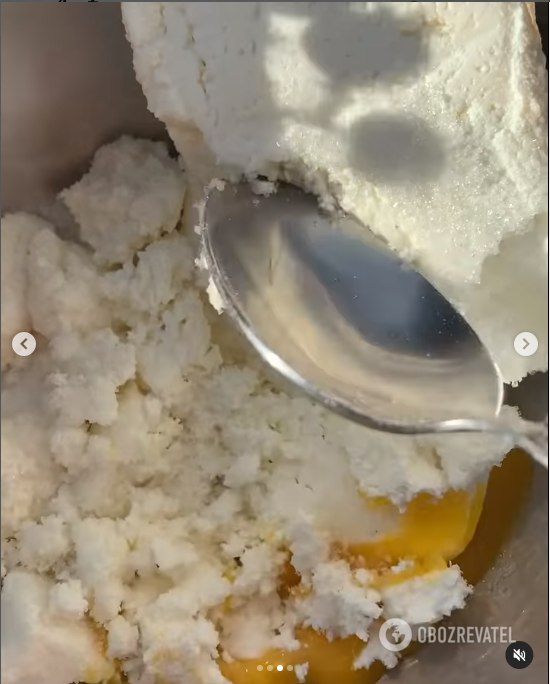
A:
514,332,538,358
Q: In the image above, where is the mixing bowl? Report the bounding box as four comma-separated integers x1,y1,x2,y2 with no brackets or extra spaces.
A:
1,4,547,683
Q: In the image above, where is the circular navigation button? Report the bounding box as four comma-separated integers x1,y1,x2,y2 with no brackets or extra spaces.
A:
514,332,538,357
12,332,37,357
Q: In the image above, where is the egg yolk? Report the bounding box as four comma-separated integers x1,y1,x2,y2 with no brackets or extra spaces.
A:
346,482,487,575
220,466,494,684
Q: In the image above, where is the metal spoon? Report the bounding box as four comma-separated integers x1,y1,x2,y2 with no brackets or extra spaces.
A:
200,182,548,468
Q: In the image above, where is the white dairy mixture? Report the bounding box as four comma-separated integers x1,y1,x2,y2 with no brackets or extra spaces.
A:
1,3,548,684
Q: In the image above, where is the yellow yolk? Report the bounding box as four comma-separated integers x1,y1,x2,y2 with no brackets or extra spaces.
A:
346,481,487,576
220,480,488,684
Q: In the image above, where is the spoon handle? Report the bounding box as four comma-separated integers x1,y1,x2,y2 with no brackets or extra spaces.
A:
433,418,549,470
512,423,549,470
375,417,548,470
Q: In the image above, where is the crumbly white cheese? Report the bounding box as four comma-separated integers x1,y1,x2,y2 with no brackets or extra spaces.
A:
219,594,300,660
294,663,309,683
1,356,62,540
14,516,71,574
294,560,383,641
106,615,139,659
380,565,472,625
123,1,549,384
0,136,530,684
61,136,186,266
354,628,399,671
206,277,226,314
26,228,111,339
49,580,89,620
1,572,113,684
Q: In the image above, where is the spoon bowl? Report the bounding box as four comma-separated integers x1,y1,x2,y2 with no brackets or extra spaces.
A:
201,182,547,465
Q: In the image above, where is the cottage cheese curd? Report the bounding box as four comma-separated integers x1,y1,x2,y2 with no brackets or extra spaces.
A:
0,136,523,684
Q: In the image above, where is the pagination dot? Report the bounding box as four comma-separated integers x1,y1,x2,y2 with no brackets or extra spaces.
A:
277,665,283,671
287,665,294,671
267,665,273,671
256,665,263,671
